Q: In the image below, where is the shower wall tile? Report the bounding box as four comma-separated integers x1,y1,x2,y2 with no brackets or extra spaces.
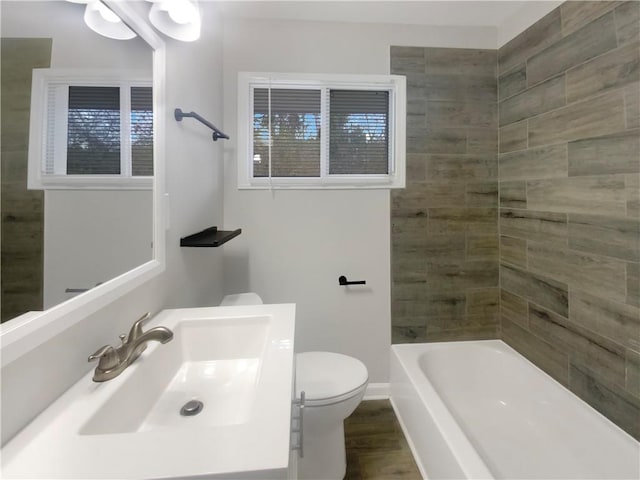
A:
499,74,566,126
565,42,640,104
498,2,640,439
568,129,640,177
526,12,617,86
499,120,528,153
391,46,498,343
614,1,640,47
569,363,640,439
499,144,568,181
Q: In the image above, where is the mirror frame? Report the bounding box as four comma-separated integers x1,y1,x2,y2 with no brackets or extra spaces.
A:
0,1,166,367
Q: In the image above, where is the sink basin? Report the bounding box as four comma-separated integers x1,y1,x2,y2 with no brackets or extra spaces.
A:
1,304,296,479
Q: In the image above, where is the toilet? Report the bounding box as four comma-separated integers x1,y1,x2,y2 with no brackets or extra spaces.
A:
220,293,369,480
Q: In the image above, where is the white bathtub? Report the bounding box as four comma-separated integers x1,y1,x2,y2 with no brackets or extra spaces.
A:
390,340,640,480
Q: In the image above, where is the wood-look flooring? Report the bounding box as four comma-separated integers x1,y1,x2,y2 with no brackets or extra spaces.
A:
344,400,422,480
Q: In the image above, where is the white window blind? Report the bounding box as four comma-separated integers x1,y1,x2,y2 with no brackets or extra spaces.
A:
328,89,389,175
253,88,321,177
130,86,154,176
238,72,406,189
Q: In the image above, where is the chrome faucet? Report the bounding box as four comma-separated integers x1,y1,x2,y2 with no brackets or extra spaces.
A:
88,312,173,382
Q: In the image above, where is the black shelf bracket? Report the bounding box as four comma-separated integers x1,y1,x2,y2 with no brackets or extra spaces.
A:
180,226,241,247
175,108,230,142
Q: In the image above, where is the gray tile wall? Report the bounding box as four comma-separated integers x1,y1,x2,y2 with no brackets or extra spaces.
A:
390,46,499,343
498,1,640,439
1,38,51,322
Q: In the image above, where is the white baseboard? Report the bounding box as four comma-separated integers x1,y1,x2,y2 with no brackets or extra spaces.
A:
363,382,390,400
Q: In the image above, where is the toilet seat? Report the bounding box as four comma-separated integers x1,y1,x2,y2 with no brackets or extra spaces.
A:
296,352,368,407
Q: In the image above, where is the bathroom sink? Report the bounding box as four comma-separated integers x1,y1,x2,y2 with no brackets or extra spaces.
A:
1,304,296,479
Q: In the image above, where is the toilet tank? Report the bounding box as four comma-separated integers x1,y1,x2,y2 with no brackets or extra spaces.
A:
219,292,264,306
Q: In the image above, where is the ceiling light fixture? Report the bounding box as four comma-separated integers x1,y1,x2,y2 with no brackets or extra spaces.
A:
148,0,201,42
83,1,137,40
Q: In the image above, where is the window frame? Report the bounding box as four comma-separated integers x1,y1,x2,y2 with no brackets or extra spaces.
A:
27,68,153,191
237,72,406,189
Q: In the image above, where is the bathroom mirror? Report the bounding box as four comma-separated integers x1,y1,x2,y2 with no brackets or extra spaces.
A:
0,1,166,363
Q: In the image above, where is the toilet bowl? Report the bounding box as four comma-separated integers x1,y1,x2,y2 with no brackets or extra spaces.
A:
219,293,369,479
296,351,368,480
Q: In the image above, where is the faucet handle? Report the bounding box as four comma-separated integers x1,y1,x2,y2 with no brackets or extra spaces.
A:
88,345,119,370
128,312,152,342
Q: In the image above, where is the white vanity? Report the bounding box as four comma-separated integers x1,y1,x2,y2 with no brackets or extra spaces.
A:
1,304,296,479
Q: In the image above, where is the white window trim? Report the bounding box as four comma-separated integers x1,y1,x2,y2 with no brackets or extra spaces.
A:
28,68,153,191
237,72,406,190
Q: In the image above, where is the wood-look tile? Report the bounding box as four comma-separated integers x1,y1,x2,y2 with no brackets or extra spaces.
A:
628,262,640,307
499,120,528,153
426,260,499,292
500,208,568,245
529,303,626,388
499,74,566,127
528,90,626,147
499,181,527,208
425,47,497,77
626,348,640,396
502,317,569,385
526,174,627,216
499,144,568,181
426,313,498,333
561,1,622,37
614,1,640,47
392,300,432,323
423,183,467,207
501,289,529,328
500,235,527,268
391,188,429,218
428,207,498,235
527,12,618,86
426,100,497,128
424,74,497,102
499,8,562,75
345,400,421,480
467,128,498,154
405,153,427,184
423,292,466,318
627,174,640,218
566,42,640,104
624,82,640,129
390,47,425,74
527,241,627,303
568,213,639,262
426,154,497,182
570,289,640,351
568,129,640,177
466,234,498,261
406,114,426,139
425,325,499,342
569,363,640,440
391,326,427,343
466,182,498,207
392,282,428,302
467,287,499,316
422,127,468,154
424,234,466,259
392,257,427,284
501,263,569,317
498,63,527,101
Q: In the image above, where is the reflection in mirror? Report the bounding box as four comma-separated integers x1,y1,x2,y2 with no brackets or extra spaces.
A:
1,1,153,323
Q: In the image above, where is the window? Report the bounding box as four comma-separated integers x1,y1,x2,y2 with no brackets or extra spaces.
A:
238,73,406,189
28,69,153,190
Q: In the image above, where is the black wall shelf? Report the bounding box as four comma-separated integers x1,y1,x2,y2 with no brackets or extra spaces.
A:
180,226,241,247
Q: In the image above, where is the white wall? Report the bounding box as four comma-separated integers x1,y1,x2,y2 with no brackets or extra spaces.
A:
222,18,497,383
1,2,226,445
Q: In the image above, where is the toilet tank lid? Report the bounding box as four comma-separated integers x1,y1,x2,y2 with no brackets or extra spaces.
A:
295,352,368,402
219,292,264,306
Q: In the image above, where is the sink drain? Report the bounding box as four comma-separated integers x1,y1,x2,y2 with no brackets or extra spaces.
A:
180,399,204,416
